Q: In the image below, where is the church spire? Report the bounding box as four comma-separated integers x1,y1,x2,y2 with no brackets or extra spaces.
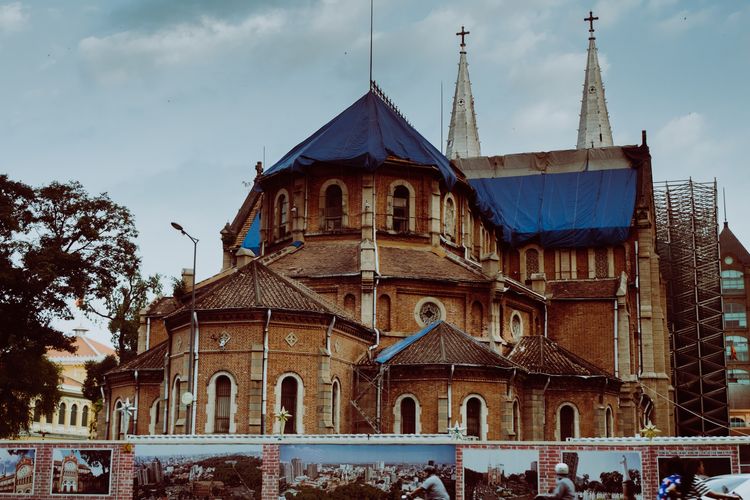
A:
577,11,614,149
446,26,481,159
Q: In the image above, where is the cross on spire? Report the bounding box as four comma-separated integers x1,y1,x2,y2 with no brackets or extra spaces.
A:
585,11,599,38
456,26,470,50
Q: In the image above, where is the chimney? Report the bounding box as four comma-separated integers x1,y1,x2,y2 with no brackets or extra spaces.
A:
235,247,256,268
181,268,195,290
481,252,500,277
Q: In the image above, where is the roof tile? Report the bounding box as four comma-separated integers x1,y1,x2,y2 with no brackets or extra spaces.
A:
507,335,613,378
376,321,516,368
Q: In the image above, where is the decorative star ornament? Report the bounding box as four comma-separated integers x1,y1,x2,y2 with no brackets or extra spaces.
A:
448,421,466,440
640,423,661,440
276,406,292,436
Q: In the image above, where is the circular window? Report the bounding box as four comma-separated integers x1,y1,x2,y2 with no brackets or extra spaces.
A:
414,297,446,327
726,256,735,265
510,313,522,341
420,302,441,325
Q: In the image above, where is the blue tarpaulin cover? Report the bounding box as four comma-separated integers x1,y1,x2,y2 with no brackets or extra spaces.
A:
470,168,637,247
375,321,441,364
241,212,261,254
264,91,456,188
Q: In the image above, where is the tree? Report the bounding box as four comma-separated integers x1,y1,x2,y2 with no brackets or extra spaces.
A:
84,268,162,363
0,175,140,438
82,355,119,402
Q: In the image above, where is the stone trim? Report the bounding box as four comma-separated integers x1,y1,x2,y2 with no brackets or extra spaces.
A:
392,393,422,434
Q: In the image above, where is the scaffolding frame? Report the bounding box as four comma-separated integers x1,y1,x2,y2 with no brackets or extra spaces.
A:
655,179,729,436
350,364,390,434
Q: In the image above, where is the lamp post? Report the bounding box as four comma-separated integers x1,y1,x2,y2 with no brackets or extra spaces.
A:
171,222,198,435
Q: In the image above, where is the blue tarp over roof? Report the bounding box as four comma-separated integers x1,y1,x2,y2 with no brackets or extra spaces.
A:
470,168,637,248
375,321,441,364
264,91,456,188
241,212,261,255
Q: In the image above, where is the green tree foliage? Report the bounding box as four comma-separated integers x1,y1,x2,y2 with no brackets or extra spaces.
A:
85,269,162,363
82,355,119,402
0,175,141,438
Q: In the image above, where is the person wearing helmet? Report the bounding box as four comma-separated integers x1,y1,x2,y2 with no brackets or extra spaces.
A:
534,463,576,500
406,465,450,500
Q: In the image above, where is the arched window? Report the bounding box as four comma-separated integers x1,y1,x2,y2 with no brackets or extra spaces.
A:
471,301,484,336
324,184,343,231
393,186,410,233
58,402,66,425
45,409,53,424
214,375,231,434
82,406,89,427
70,404,78,426
558,404,578,441
605,406,614,437
344,293,356,315
378,294,391,331
443,196,456,240
466,397,482,438
331,379,341,433
393,394,421,434
33,401,41,422
400,397,417,434
274,373,305,435
727,335,749,362
148,399,160,435
511,399,521,441
731,417,746,428
525,249,540,279
725,302,747,329
281,377,298,434
276,193,288,239
113,400,123,440
205,371,238,434
722,269,745,292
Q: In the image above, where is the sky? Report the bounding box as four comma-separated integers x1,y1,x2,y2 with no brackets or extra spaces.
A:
135,443,262,458
462,448,538,474
569,450,642,478
2,0,748,342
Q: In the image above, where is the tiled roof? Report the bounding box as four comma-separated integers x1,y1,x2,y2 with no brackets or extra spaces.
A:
507,335,613,378
375,321,517,368
378,246,487,283
146,296,181,316
167,259,362,325
720,223,750,265
269,240,360,277
548,279,618,299
47,334,116,360
107,341,167,375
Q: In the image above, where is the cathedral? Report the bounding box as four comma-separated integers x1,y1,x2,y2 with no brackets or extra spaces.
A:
102,16,674,441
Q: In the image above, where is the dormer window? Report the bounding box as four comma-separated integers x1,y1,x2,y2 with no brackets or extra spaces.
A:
325,184,343,231
444,195,456,241
276,193,288,239
393,186,409,233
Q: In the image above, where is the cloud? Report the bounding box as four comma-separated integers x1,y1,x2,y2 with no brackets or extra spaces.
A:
511,100,576,139
78,11,286,83
651,112,723,179
0,2,28,33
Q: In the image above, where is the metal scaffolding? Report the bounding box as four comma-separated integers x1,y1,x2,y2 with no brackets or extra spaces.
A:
655,179,728,436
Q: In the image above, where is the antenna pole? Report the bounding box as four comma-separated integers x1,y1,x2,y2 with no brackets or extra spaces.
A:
440,81,444,154
723,187,728,224
369,0,373,89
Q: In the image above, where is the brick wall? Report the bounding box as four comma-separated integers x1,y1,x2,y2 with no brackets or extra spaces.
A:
0,442,131,499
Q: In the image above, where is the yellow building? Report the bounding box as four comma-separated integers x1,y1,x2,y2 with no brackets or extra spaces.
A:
29,327,115,439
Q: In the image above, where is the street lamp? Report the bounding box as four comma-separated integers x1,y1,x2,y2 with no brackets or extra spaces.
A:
171,221,198,435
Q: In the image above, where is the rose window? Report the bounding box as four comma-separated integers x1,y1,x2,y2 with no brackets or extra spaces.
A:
419,302,441,325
